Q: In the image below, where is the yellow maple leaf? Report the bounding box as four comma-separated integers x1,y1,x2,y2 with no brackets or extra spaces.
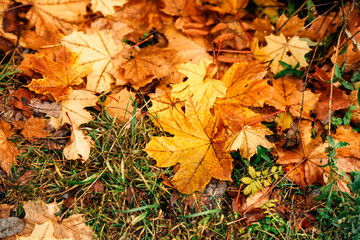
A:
62,30,124,93
172,58,226,108
259,33,311,74
22,48,91,102
17,0,88,37
91,0,127,16
145,99,233,194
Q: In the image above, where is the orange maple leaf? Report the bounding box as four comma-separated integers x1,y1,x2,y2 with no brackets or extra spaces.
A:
277,121,360,191
145,98,233,194
114,46,178,89
102,88,140,125
215,102,274,159
21,47,91,102
0,121,20,175
221,60,273,107
266,76,319,119
17,0,88,37
20,116,50,141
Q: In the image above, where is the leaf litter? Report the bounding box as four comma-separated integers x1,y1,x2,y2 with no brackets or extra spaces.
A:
0,0,359,238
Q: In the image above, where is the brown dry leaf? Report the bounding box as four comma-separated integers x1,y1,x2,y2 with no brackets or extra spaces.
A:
14,170,36,187
215,103,274,159
251,17,274,42
16,200,92,240
195,0,248,14
28,99,61,118
253,0,284,19
276,13,306,38
103,88,139,125
277,121,360,191
0,204,14,218
242,187,270,211
91,0,127,16
16,220,71,240
266,76,319,119
17,0,89,37
21,48,91,102
20,30,62,58
113,46,178,89
49,90,98,129
63,125,92,162
113,0,167,31
20,116,50,141
312,67,350,121
301,13,341,41
221,60,273,107
0,121,20,175
276,121,327,190
62,30,124,93
349,90,360,124
259,33,311,74
145,98,233,194
335,125,360,169
0,0,18,44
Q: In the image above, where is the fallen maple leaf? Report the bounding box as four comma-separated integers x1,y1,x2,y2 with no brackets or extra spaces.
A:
172,57,226,107
276,121,327,190
195,0,249,14
259,33,311,74
266,76,319,119
15,200,92,240
0,121,20,175
0,0,19,44
102,88,139,125
253,0,284,19
277,121,360,191
251,17,274,42
16,221,71,240
113,46,178,89
49,90,98,129
91,0,127,16
145,98,233,194
21,47,91,102
276,13,306,38
20,116,50,141
17,0,89,37
312,66,350,121
164,25,210,64
63,125,93,162
148,93,185,129
221,60,273,107
215,103,274,159
62,30,124,93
